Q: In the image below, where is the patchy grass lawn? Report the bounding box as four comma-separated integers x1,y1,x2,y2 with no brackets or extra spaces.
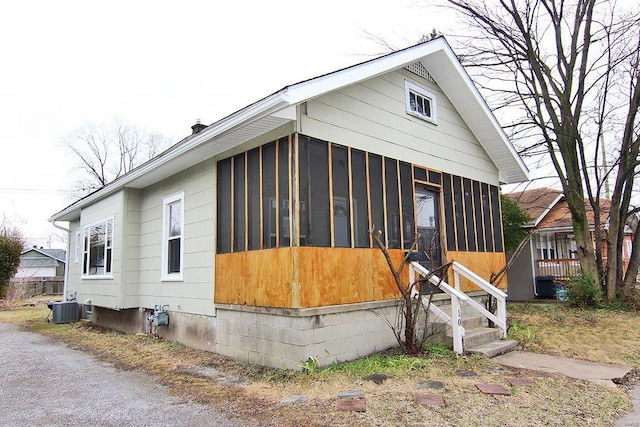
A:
508,302,640,369
0,298,635,426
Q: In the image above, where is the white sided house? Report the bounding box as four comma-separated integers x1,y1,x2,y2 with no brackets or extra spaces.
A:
50,38,528,369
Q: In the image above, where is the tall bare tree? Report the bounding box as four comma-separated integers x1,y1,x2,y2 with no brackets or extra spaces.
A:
61,118,170,196
444,0,640,301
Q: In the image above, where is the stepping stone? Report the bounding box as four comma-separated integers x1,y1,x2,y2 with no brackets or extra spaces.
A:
418,380,445,390
336,390,364,399
364,373,389,384
280,395,308,404
413,392,446,407
476,383,511,395
456,370,477,377
485,365,506,373
506,377,537,387
335,398,366,412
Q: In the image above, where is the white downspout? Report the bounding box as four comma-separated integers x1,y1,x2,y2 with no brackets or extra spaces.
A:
50,220,70,301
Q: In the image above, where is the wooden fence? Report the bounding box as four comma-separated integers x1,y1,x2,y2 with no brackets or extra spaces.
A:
7,277,64,300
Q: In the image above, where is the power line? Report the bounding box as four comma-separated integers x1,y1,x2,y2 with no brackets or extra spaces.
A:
0,187,67,194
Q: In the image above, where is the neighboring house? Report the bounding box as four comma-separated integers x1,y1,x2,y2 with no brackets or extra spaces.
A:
506,187,635,300
50,38,528,368
15,247,66,278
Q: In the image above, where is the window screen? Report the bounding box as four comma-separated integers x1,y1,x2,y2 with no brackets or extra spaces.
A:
247,148,261,250
307,138,330,246
490,185,504,252
332,144,351,247
400,161,415,249
463,178,476,252
385,158,401,249
233,154,246,252
368,153,385,244
351,149,370,247
442,174,456,252
262,142,277,248
278,138,290,247
216,158,232,254
452,175,467,251
472,180,485,251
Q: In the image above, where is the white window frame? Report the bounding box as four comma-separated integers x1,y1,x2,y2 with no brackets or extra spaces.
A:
405,80,438,124
81,217,114,279
74,231,81,263
161,191,185,281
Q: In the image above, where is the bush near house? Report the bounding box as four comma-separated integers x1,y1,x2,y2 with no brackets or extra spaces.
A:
0,229,24,299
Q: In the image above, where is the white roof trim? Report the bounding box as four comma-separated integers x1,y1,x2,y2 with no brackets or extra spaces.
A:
533,193,565,227
51,37,528,222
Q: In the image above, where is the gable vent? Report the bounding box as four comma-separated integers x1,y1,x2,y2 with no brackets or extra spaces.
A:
405,62,434,83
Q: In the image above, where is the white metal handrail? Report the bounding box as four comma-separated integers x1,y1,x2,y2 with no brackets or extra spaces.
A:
409,260,508,354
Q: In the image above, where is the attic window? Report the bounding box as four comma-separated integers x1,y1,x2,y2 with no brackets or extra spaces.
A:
405,80,437,124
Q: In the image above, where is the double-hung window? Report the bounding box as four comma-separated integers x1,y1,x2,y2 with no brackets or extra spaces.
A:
82,218,113,278
405,80,438,124
162,192,184,281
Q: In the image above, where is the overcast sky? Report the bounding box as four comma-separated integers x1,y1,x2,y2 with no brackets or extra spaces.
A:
3,0,572,251
1,0,459,249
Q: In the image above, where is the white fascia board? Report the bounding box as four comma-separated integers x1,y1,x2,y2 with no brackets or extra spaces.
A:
50,93,291,222
421,45,529,184
283,40,448,105
533,193,565,227
537,226,574,234
283,37,528,184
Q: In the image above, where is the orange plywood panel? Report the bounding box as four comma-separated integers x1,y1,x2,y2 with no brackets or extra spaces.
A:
445,251,507,292
214,248,294,307
296,247,403,307
215,247,409,308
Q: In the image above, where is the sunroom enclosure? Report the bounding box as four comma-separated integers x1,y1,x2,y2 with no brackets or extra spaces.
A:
214,133,507,309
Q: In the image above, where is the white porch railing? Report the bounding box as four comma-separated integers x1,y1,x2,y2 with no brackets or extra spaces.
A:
409,261,508,354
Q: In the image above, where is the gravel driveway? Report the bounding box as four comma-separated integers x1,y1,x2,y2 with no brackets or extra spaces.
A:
0,323,240,427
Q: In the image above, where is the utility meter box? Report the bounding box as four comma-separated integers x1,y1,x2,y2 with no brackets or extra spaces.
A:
154,305,169,326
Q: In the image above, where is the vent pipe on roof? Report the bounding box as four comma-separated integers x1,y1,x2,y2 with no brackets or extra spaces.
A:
191,119,207,135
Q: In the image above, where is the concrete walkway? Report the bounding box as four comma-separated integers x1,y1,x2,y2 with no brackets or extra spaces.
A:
494,351,639,426
494,351,633,387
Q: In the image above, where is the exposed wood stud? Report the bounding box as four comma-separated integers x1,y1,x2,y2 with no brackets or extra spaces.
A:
396,159,404,249
460,179,469,252
471,180,479,252
437,185,447,263
365,152,373,248
230,156,235,253
288,135,294,247
328,142,335,248
259,145,264,250
381,156,389,248
293,134,300,247
495,187,505,252
275,139,280,248
486,185,495,252
244,151,249,251
411,165,417,243
448,174,459,252
478,183,487,252
348,147,355,248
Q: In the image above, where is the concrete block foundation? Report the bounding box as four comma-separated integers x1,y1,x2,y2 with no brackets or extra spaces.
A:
216,300,400,369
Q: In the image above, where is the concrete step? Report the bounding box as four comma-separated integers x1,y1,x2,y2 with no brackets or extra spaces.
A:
443,326,501,349
455,327,502,349
466,339,519,358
